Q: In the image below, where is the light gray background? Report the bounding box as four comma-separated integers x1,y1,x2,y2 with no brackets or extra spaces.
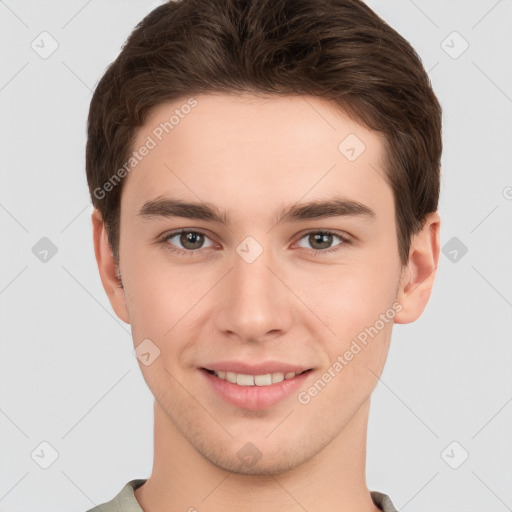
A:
1,1,511,511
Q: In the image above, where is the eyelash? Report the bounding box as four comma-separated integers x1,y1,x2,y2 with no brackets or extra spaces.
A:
159,229,352,257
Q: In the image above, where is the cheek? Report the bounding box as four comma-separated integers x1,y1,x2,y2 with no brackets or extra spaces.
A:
124,254,213,364
303,261,399,335
128,280,182,345
121,250,176,341
312,285,395,408
298,259,398,389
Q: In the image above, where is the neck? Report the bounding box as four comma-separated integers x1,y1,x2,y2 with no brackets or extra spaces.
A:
135,397,380,512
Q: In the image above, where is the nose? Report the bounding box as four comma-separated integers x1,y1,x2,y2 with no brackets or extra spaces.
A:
213,240,294,343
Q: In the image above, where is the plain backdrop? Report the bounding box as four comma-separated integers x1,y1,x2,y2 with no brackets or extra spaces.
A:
0,1,511,511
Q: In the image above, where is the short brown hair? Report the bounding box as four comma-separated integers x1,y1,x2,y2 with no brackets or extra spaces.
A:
86,0,442,267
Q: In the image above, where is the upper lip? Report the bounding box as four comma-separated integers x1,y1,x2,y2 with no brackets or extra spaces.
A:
201,361,312,375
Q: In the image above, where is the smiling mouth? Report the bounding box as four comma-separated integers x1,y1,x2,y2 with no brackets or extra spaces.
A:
201,368,312,387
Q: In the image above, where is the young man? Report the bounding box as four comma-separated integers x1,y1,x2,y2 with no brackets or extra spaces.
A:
85,0,442,510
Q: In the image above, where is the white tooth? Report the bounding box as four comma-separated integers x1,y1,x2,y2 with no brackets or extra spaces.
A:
237,373,255,386
213,370,295,386
271,372,285,383
226,371,237,383
254,374,272,386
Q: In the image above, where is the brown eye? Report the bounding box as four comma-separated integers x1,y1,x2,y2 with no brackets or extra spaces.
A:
308,232,334,250
179,231,204,250
162,230,215,255
295,230,350,255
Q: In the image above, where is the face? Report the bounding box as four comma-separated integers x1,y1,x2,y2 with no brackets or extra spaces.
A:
102,93,409,474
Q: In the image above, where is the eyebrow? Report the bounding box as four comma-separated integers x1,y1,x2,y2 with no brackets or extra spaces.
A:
137,195,376,226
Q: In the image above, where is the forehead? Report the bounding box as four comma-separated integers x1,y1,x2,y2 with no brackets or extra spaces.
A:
125,93,391,220
137,92,381,156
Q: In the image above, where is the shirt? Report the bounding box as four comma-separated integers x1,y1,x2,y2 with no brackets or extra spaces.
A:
85,479,399,512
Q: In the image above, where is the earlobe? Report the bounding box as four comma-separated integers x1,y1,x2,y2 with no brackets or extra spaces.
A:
394,212,441,324
91,209,131,324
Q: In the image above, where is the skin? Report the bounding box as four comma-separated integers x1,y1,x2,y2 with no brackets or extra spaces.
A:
92,93,440,512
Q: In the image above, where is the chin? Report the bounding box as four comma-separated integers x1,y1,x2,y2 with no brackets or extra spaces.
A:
199,443,313,476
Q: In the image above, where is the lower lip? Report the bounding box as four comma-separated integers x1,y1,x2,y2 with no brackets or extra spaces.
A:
201,369,313,410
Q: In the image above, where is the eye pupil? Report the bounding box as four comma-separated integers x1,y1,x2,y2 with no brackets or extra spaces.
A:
181,231,203,249
310,233,332,250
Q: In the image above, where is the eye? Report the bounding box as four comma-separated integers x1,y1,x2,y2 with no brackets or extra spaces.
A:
159,229,351,257
161,230,216,256
295,230,351,255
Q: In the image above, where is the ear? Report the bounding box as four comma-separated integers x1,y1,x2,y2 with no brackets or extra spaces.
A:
394,212,441,324
91,209,131,324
